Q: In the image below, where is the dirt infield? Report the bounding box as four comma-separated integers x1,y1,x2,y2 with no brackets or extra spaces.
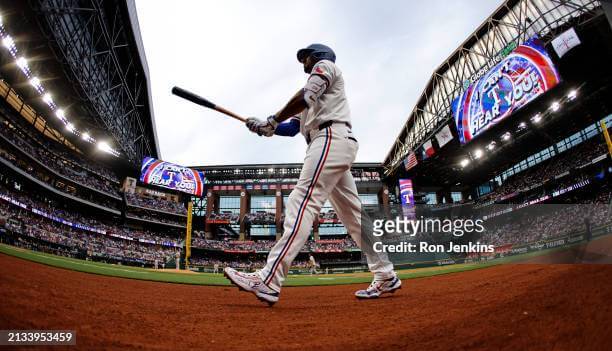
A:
1,253,612,350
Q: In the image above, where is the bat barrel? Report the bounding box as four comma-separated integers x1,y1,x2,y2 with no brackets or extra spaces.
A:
171,86,216,109
171,86,247,123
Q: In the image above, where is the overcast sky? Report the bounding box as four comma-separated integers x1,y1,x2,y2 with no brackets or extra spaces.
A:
134,0,503,167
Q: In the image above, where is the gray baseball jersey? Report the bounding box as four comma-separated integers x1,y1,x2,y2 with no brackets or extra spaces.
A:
299,59,352,137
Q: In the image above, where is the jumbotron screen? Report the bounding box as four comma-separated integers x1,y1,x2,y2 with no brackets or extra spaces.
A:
452,36,561,144
139,157,205,196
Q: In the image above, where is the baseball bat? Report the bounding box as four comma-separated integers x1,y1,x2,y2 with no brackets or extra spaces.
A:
171,86,247,123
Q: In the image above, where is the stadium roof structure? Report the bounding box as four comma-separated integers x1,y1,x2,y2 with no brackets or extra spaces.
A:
0,0,159,165
383,0,602,177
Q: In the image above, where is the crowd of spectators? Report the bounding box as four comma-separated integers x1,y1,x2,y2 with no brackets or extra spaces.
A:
477,137,607,203
126,209,186,227
0,111,120,182
189,257,265,269
592,190,612,204
244,211,275,224
1,201,178,266
319,209,340,222
126,193,186,216
0,184,182,246
207,212,240,223
0,142,190,227
478,201,611,246
188,256,310,270
192,237,275,251
0,120,121,197
311,237,358,252
191,236,358,252
3,179,610,269
0,106,141,237
0,145,121,210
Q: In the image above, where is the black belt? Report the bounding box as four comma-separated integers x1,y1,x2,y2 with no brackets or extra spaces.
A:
318,120,351,130
306,121,357,144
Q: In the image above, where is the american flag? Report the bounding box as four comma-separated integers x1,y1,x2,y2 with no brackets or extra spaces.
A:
404,151,418,171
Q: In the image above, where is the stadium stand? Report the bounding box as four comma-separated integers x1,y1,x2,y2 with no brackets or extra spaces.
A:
0,0,610,276
188,257,311,270
477,134,609,204
125,192,186,216
0,180,182,267
0,110,121,196
0,115,122,211
244,211,275,225
125,208,187,228
206,212,240,223
479,201,612,247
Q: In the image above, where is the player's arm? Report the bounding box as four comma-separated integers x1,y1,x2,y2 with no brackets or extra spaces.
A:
245,79,324,137
246,62,332,136
273,90,308,123
245,92,303,136
266,75,326,137
273,72,330,123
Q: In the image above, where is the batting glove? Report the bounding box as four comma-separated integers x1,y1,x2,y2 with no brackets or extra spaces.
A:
245,116,278,137
246,117,262,134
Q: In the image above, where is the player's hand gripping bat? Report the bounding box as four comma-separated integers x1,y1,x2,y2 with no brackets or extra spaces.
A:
171,86,247,123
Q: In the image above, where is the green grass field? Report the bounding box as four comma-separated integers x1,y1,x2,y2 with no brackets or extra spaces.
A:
2,236,596,287
0,243,497,286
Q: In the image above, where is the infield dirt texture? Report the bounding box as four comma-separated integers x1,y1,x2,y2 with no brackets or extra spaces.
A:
1,237,612,350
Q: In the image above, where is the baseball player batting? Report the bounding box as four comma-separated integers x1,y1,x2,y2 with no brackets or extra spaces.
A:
224,44,400,305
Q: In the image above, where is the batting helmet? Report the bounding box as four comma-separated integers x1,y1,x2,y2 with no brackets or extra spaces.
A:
297,44,336,63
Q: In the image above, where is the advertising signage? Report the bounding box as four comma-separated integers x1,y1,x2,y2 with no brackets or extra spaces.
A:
452,36,560,144
398,179,415,207
139,157,205,196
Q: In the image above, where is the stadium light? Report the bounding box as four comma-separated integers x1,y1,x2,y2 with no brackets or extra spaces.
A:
98,141,119,156
531,114,542,124
567,90,577,101
502,132,511,141
518,121,527,129
29,76,40,88
460,159,470,168
15,56,27,70
98,141,112,153
2,19,119,159
550,101,560,112
268,168,274,173
1,13,115,157
42,93,53,105
473,149,483,159
2,35,14,49
486,142,496,151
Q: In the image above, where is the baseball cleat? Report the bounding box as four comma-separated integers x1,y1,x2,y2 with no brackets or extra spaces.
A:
355,275,402,299
224,267,279,306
